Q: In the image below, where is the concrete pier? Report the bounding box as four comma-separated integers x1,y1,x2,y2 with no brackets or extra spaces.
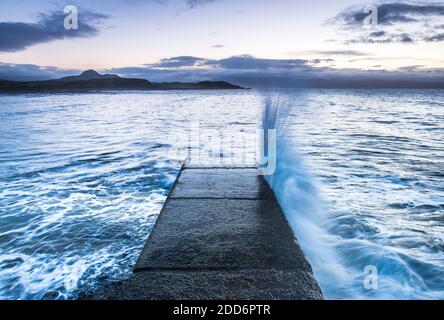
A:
85,166,323,300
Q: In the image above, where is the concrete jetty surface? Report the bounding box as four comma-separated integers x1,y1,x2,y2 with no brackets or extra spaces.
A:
85,166,323,300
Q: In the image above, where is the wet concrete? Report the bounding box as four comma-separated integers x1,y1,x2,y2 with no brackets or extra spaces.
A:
83,167,323,300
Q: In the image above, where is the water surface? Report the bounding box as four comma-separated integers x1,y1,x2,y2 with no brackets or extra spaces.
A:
0,89,443,299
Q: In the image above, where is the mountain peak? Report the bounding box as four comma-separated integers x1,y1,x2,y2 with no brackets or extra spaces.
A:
81,70,101,77
60,70,121,82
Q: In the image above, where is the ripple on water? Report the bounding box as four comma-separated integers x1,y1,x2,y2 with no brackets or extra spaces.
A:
1,90,443,300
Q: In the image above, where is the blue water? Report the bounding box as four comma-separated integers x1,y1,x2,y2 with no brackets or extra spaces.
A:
264,90,444,299
0,91,260,299
0,89,443,299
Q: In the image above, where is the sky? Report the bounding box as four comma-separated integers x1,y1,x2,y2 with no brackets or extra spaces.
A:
0,0,443,86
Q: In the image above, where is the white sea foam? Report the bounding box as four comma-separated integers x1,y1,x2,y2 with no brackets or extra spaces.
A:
261,92,444,299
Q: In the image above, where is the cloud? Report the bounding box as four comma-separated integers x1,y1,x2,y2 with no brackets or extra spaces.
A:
425,33,444,41
329,2,444,43
347,31,415,43
102,55,326,84
0,9,108,52
104,55,444,88
310,58,335,64
2,55,444,88
0,62,80,81
213,55,311,70
332,2,444,27
397,65,426,71
186,0,218,8
142,55,315,72
370,30,386,37
306,50,369,56
146,56,209,68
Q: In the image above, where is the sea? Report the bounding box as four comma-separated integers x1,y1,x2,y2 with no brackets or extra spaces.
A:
0,89,442,299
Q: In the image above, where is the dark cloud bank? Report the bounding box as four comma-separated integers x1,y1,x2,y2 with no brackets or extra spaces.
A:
105,55,444,89
1,55,443,89
0,9,108,52
0,0,219,53
330,2,444,43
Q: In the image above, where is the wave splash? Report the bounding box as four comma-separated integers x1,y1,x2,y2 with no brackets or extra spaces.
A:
261,94,350,298
260,93,444,299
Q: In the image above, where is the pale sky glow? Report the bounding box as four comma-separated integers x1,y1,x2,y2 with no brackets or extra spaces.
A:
0,0,443,83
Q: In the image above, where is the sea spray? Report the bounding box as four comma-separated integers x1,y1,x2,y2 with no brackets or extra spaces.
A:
259,93,444,300
260,94,352,299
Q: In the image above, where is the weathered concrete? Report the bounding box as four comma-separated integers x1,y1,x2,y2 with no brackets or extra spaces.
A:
84,167,323,300
170,168,275,200
135,199,310,271
83,270,322,300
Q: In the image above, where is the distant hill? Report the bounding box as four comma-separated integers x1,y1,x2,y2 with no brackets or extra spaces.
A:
0,70,245,93
59,70,121,82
